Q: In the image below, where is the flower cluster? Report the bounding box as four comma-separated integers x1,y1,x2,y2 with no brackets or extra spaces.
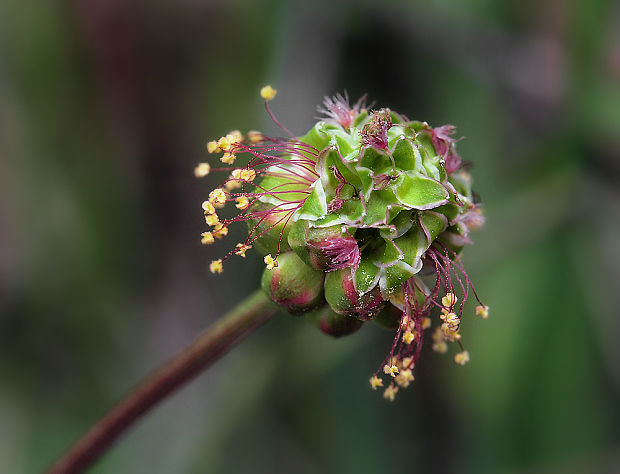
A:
197,87,488,400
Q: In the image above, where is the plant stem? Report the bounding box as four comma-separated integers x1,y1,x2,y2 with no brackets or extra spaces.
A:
48,290,276,474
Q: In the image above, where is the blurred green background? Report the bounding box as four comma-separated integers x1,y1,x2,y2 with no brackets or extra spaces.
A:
1,0,620,473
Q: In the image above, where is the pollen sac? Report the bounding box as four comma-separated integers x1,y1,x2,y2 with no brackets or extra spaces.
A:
288,220,360,272
324,268,385,320
307,305,363,338
260,251,324,315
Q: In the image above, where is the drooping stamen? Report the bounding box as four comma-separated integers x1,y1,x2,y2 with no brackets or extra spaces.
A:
201,131,324,268
372,239,486,395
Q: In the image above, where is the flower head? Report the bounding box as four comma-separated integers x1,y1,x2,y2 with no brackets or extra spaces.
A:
197,87,488,400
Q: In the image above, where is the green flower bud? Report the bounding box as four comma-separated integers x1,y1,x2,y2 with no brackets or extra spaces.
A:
307,305,363,338
372,304,402,329
260,251,324,314
324,268,385,320
288,220,360,272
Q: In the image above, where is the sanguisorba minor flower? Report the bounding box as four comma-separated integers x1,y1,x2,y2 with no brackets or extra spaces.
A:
197,86,489,400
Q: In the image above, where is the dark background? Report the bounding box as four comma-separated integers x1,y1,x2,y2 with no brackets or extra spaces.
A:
1,0,620,473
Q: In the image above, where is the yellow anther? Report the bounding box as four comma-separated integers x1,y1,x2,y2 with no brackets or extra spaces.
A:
369,375,383,390
202,200,216,215
213,224,228,239
239,169,257,182
235,196,250,210
383,364,399,377
200,232,214,245
209,188,226,207
194,163,211,178
205,213,219,226
383,384,399,401
441,313,459,334
403,331,415,345
442,293,457,308
217,135,235,152
247,130,263,143
264,254,278,270
231,169,243,180
475,305,489,319
235,243,251,257
260,85,277,101
432,327,448,353
209,259,223,274
400,315,412,329
221,152,236,164
432,341,448,354
228,130,243,142
422,317,431,329
441,322,459,336
454,351,470,366
395,369,414,388
401,357,414,369
206,140,220,153
225,179,241,191
441,312,459,325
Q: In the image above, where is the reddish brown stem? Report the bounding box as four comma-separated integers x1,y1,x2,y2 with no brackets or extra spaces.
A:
48,290,276,474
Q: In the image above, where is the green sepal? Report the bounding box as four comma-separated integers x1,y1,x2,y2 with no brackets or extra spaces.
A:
405,120,430,133
297,179,327,220
298,122,332,151
312,199,364,227
359,147,393,182
317,148,362,193
353,251,381,295
433,203,460,223
449,172,474,200
392,173,449,209
379,210,413,239
391,137,422,172
363,189,403,226
352,110,369,128
419,211,448,242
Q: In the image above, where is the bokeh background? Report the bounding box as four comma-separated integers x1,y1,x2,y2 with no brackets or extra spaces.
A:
2,0,620,473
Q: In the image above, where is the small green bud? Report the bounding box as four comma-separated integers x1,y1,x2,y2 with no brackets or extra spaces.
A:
324,268,385,320
307,306,363,338
261,251,324,314
288,220,360,272
372,305,402,329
